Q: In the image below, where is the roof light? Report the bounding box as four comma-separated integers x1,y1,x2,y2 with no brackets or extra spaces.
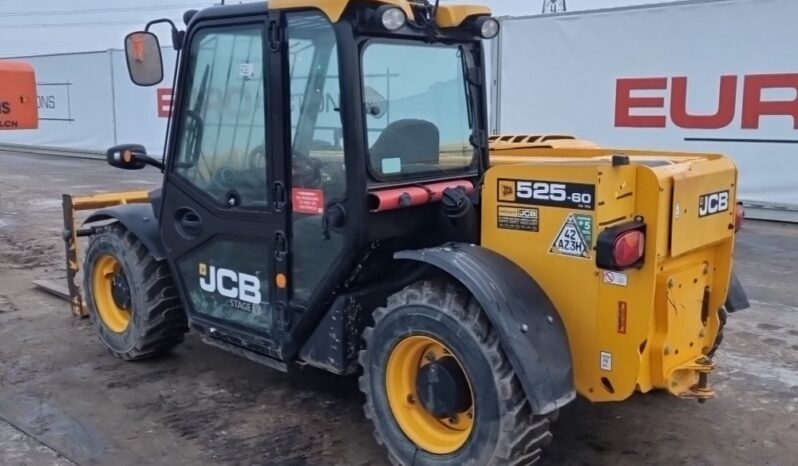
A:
378,6,407,31
472,16,500,39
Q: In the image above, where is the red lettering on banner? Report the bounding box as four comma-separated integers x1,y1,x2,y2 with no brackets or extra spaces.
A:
615,78,667,128
671,76,737,129
616,73,798,130
742,73,798,129
157,88,173,118
292,188,325,215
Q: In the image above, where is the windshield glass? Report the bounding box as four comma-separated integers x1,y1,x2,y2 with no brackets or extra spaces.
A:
362,42,474,180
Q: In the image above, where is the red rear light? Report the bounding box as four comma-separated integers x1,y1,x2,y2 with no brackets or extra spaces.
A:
596,221,646,270
735,202,744,232
613,230,645,268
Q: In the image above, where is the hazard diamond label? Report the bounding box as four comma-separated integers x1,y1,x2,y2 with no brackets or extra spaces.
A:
550,214,592,259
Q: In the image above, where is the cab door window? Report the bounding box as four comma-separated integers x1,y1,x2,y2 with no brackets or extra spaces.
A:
173,25,268,208
286,12,346,304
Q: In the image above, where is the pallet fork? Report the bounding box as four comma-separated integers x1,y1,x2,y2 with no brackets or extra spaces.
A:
34,191,151,316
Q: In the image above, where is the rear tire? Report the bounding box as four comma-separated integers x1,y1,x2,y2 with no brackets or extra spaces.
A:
708,307,728,357
359,280,554,466
84,223,188,360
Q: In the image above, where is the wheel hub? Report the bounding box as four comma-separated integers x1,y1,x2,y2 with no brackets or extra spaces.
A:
111,273,132,310
416,356,472,419
92,255,132,333
385,335,475,455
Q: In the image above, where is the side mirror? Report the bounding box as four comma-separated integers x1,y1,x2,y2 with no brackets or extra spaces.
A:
364,86,388,119
107,144,163,170
124,31,164,86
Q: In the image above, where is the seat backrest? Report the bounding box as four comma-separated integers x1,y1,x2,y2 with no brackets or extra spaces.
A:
369,119,440,175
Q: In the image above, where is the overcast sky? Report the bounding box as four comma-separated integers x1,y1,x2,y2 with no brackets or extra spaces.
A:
0,0,669,57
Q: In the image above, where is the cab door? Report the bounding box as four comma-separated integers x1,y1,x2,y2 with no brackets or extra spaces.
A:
159,16,289,358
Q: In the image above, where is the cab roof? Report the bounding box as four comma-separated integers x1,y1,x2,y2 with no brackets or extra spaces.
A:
190,1,490,27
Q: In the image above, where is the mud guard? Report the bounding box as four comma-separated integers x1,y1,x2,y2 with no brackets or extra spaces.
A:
725,269,750,313
83,203,166,261
395,243,576,415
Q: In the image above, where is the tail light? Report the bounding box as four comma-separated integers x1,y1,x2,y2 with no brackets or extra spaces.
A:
734,202,745,232
596,221,646,270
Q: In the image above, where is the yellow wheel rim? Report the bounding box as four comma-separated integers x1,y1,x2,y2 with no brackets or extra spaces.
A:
92,255,131,333
386,335,474,455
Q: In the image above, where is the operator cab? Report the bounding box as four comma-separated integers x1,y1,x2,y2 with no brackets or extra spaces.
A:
116,0,497,361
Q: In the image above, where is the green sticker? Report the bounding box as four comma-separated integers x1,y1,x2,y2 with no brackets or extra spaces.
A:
574,214,593,247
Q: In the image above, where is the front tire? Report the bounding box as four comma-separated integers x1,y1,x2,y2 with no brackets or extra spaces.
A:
84,223,188,360
359,280,554,466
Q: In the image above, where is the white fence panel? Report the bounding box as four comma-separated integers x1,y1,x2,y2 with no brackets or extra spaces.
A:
0,51,115,152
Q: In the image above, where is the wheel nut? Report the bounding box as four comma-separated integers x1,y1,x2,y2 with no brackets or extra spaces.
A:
407,394,415,404
448,415,458,424
425,353,435,362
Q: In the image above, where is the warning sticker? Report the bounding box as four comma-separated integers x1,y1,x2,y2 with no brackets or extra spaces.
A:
550,214,592,258
239,62,256,79
600,351,613,372
497,206,539,232
602,271,628,287
292,188,325,214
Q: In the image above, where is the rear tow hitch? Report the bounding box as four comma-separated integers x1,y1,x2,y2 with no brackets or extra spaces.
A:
690,357,715,403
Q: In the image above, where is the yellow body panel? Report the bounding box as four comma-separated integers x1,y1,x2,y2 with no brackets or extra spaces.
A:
270,0,490,24
435,5,491,27
483,145,737,402
270,0,415,22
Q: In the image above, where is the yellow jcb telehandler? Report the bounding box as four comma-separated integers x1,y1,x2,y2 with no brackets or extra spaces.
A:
58,1,749,464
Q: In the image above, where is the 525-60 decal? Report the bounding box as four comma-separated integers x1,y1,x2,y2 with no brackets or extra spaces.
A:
498,179,596,210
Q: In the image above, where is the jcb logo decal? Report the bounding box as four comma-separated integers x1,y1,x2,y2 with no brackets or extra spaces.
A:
498,180,516,202
199,263,262,304
699,191,730,218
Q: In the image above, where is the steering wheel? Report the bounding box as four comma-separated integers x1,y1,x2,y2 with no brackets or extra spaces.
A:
292,149,324,188
247,145,323,188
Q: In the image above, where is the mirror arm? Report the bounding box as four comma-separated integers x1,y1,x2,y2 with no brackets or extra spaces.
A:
140,154,165,170
145,18,184,50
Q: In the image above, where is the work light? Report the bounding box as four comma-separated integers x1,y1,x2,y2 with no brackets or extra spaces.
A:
378,6,407,31
473,16,500,39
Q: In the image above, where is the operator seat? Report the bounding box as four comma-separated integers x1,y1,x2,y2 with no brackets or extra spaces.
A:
369,119,440,175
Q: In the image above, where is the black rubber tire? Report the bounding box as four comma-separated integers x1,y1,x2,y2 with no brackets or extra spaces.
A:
359,280,554,466
84,223,188,360
708,307,728,357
